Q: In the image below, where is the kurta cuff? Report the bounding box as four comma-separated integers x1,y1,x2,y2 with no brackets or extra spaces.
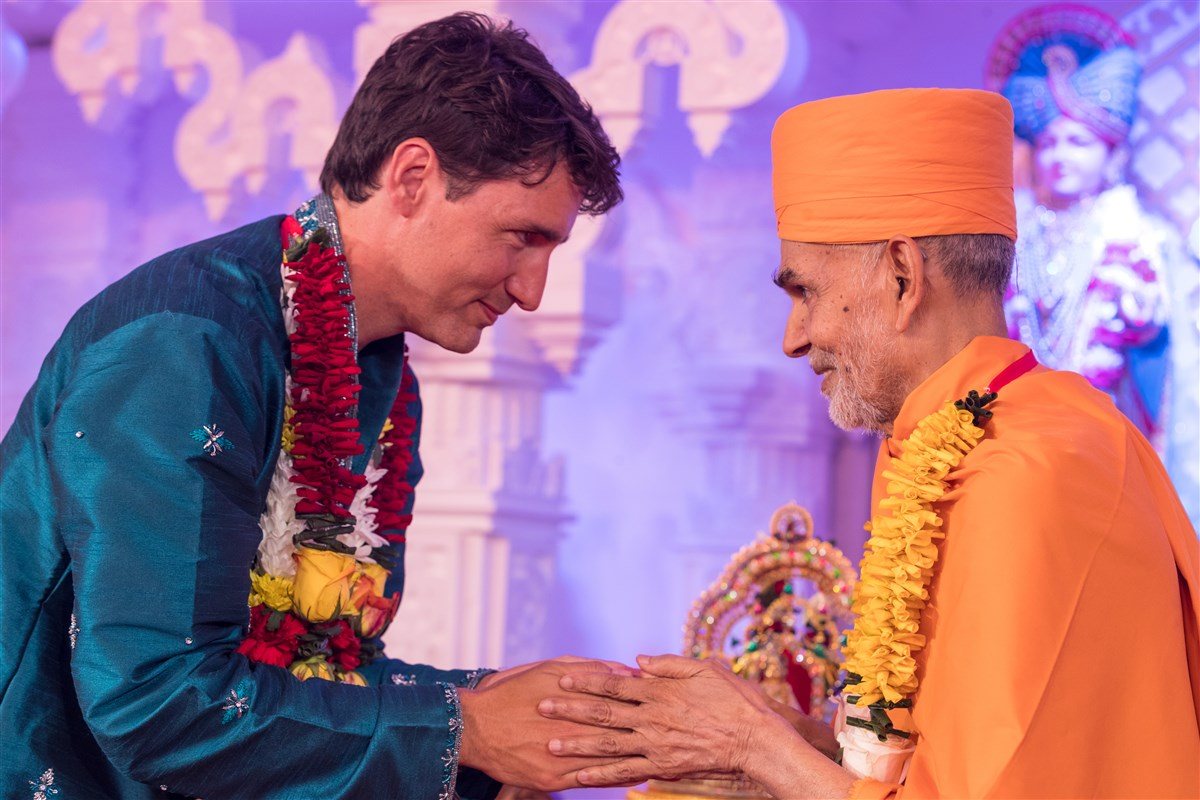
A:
438,684,465,800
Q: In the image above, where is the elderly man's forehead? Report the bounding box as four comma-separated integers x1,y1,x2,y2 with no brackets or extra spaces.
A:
778,240,855,275
781,240,837,257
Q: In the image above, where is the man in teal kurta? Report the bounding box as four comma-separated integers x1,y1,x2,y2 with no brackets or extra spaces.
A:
1,12,623,799
3,204,493,798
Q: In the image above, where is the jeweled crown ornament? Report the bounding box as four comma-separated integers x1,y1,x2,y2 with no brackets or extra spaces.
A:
629,503,856,800
685,502,856,722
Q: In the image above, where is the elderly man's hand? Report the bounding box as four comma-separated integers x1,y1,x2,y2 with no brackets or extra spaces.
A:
458,657,637,792
759,692,840,762
536,653,776,787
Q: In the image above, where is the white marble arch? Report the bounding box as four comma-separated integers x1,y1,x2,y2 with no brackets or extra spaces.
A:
571,0,792,157
52,1,339,221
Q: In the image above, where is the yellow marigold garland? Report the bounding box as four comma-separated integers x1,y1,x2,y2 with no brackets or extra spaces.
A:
378,416,394,445
280,403,297,453
842,402,986,711
247,571,294,612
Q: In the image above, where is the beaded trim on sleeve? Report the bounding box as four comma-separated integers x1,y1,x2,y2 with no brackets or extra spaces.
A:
464,668,494,689
438,683,464,800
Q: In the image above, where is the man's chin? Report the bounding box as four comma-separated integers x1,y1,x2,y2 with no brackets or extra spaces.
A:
827,412,888,438
825,388,889,437
432,328,484,354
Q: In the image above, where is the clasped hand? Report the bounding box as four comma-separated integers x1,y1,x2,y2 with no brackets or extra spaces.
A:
458,656,638,791
536,654,775,787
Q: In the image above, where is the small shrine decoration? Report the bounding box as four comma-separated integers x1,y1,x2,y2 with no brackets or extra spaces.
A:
684,502,857,723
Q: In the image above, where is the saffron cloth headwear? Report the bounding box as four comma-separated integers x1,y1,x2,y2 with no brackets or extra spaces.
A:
771,88,1017,243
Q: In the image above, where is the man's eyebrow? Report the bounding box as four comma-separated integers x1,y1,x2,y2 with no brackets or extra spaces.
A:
517,223,569,244
773,266,799,289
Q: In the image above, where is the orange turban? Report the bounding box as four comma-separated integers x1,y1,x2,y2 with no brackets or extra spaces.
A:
772,88,1017,243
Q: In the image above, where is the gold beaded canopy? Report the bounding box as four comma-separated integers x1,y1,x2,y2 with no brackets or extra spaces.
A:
683,502,856,721
630,505,859,800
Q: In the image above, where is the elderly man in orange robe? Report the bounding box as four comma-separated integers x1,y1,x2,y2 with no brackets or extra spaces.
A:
536,88,1200,799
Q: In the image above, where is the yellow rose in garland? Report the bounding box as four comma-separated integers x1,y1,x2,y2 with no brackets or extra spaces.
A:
339,670,368,686
349,562,390,609
349,561,401,639
292,547,357,623
290,656,337,682
357,592,401,639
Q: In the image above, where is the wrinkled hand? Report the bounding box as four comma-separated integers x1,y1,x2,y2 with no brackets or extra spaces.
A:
538,654,775,787
758,691,839,762
459,657,635,792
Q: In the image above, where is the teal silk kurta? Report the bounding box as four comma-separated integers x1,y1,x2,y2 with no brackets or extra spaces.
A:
0,212,500,799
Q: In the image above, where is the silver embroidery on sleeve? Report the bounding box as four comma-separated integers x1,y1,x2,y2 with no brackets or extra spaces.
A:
221,678,252,724
437,683,464,800
463,668,493,689
29,768,59,799
191,424,234,457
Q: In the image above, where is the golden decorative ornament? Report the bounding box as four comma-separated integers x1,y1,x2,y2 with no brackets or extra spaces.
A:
631,503,856,800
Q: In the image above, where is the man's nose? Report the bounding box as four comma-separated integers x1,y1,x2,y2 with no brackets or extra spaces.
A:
507,256,550,312
782,306,810,359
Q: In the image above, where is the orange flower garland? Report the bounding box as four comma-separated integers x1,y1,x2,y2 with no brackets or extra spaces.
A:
842,402,985,712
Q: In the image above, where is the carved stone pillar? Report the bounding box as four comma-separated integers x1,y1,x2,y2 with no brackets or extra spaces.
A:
384,329,564,669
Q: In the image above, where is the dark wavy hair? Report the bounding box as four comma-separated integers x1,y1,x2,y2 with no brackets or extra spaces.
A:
320,12,622,215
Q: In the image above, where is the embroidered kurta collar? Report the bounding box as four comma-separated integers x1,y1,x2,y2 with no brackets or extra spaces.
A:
293,194,409,473
294,194,357,350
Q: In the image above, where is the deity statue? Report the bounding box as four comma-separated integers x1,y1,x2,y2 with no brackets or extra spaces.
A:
987,4,1188,445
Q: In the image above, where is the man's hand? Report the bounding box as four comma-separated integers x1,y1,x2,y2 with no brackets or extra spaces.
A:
496,786,553,800
538,654,856,798
536,654,774,787
458,657,637,791
759,692,840,761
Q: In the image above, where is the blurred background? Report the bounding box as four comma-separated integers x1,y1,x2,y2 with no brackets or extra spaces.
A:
2,0,1197,674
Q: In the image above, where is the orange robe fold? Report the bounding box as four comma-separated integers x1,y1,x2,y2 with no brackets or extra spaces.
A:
852,336,1199,799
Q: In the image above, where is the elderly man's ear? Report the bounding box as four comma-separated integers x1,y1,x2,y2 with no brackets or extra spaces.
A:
882,236,926,332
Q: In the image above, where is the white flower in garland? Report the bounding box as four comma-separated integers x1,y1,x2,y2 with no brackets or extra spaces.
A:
341,461,391,561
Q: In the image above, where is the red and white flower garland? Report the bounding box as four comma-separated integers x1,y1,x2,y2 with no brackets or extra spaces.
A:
236,215,416,682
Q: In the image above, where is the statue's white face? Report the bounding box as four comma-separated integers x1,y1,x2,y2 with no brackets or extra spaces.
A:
1033,116,1114,205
